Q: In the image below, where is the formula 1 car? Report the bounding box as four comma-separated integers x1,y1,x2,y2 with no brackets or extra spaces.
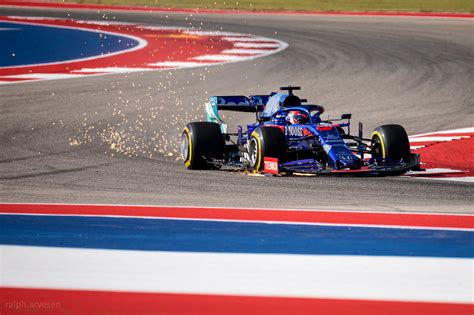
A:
181,86,422,175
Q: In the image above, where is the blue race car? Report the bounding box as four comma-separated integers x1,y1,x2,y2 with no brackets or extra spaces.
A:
181,86,422,175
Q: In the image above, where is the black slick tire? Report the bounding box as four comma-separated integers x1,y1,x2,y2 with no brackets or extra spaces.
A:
181,122,225,170
371,124,411,163
248,127,287,171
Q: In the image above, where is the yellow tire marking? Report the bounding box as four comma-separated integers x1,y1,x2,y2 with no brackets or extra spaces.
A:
183,128,193,168
372,130,386,158
251,131,262,171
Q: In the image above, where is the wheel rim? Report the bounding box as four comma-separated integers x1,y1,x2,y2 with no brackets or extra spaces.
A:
249,138,258,167
181,133,189,161
371,136,382,158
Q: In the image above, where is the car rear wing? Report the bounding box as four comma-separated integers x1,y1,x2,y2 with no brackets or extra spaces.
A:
210,95,269,111
206,95,270,133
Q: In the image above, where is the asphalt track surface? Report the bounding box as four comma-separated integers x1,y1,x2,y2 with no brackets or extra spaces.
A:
0,7,473,213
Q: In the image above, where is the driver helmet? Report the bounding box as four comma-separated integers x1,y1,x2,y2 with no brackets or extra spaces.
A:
286,110,309,124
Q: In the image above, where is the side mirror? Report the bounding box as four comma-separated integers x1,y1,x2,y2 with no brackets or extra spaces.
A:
341,114,352,120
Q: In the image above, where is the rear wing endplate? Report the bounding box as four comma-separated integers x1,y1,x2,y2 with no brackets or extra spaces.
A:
206,95,269,133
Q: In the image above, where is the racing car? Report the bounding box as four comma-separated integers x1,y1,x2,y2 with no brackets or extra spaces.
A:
181,86,422,175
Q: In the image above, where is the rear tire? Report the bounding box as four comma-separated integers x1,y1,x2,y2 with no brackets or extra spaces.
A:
248,127,287,171
182,122,225,170
371,124,410,163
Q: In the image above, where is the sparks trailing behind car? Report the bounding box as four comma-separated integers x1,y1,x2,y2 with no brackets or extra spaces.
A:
181,86,421,175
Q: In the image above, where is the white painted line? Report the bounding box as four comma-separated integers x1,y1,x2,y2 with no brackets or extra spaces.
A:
410,145,425,150
221,48,274,54
147,61,215,68
234,42,280,48
409,136,468,142
410,127,474,137
1,73,84,79
184,30,249,37
2,245,472,303
74,20,137,26
224,37,279,42
406,168,464,175
73,67,154,73
192,54,252,61
138,25,190,31
426,177,474,183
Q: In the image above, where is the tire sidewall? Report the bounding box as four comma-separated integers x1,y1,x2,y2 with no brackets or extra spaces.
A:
182,127,193,168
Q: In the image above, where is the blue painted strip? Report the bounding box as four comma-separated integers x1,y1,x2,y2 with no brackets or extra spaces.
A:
0,22,139,67
0,215,472,258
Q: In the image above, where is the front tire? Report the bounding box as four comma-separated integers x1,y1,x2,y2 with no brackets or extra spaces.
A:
248,127,287,171
371,124,410,163
182,122,225,170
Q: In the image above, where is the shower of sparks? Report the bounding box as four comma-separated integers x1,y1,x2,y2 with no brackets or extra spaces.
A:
53,15,253,161
66,69,222,160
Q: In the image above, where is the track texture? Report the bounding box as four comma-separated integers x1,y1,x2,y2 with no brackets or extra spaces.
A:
0,7,473,212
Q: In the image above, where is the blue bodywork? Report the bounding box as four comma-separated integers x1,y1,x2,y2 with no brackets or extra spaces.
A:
206,88,419,174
